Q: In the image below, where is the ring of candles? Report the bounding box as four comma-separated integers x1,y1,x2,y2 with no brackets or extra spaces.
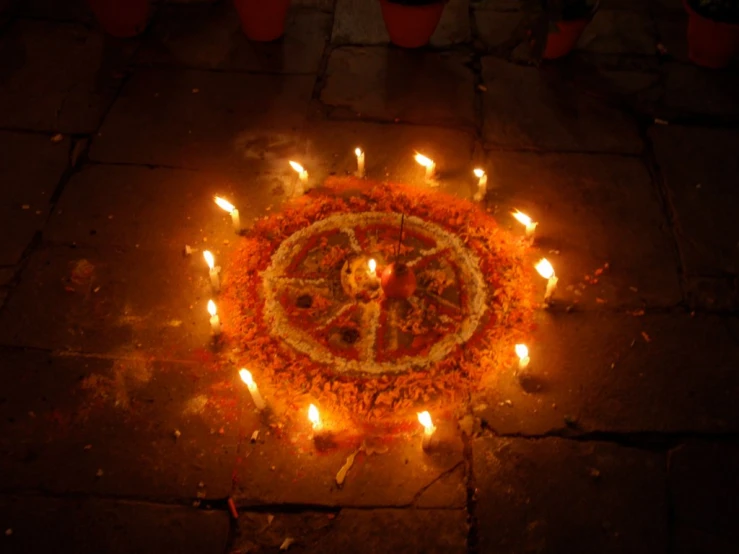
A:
208,175,536,424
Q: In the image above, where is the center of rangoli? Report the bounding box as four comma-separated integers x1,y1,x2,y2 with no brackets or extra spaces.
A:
262,213,488,374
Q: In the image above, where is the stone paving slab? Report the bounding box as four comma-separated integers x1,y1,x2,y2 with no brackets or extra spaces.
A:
0,348,245,500
321,47,475,128
45,164,257,250
302,121,476,196
649,126,739,278
663,63,739,117
578,9,657,55
136,4,330,74
473,312,739,435
655,14,689,63
482,58,643,152
0,246,219,358
473,436,667,554
472,0,521,10
90,68,314,171
669,442,739,554
484,151,682,309
232,423,465,507
474,9,524,49
0,20,135,133
232,508,468,553
0,495,230,554
0,131,69,265
568,65,662,117
332,0,469,47
16,0,92,22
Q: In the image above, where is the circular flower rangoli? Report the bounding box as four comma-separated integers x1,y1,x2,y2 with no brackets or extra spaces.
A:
222,177,536,424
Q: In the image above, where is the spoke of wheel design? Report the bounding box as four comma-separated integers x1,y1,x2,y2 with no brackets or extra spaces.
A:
406,247,442,267
314,300,355,331
341,227,362,253
268,276,331,287
417,287,462,313
359,301,381,363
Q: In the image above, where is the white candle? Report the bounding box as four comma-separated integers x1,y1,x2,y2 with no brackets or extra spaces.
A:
214,196,241,234
203,250,220,293
207,299,221,336
515,344,530,372
417,411,436,451
355,147,365,178
535,258,558,303
239,368,266,411
473,169,488,202
414,153,436,184
308,403,322,432
512,210,538,238
289,161,308,195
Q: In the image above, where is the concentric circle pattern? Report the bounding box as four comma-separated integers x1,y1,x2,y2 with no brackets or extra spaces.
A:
222,178,535,421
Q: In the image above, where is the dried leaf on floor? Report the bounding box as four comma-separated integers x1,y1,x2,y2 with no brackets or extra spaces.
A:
279,538,295,551
336,449,359,487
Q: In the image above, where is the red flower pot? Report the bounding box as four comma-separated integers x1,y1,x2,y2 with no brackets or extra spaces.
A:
87,0,150,38
234,0,291,42
542,18,590,59
379,0,445,49
684,0,739,69
380,263,417,299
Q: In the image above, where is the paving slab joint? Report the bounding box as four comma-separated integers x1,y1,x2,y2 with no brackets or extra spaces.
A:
461,430,478,554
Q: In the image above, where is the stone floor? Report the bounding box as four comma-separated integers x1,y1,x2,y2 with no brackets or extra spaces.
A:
1,0,738,553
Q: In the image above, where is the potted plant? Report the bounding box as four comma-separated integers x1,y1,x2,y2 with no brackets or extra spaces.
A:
684,0,739,68
87,0,150,38
234,0,292,42
525,0,599,60
379,0,448,49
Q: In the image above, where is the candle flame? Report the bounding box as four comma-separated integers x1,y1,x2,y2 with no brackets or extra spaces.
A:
289,161,305,174
214,196,235,213
207,299,217,317
414,153,434,168
535,258,555,280
239,368,254,387
355,147,363,157
203,250,215,269
368,258,377,273
417,411,433,430
515,344,529,359
512,210,533,226
308,404,320,428
473,168,485,178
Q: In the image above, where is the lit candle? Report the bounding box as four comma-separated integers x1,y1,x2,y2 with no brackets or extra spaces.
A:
308,403,322,432
512,210,538,238
207,299,221,336
203,250,220,293
414,153,436,184
214,196,241,234
289,161,308,195
368,258,377,275
515,344,530,372
535,258,558,303
355,147,365,178
417,411,436,451
473,169,488,202
239,368,266,411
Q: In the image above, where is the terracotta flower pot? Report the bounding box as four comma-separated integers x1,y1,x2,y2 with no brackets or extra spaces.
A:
234,0,291,42
379,0,446,49
87,0,150,38
542,18,590,59
380,262,417,299
684,0,739,69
